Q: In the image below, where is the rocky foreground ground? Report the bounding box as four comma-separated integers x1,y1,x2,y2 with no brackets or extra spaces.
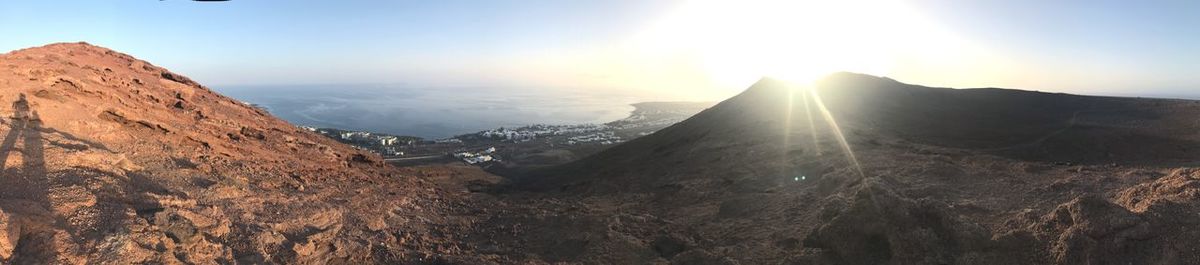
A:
0,43,486,264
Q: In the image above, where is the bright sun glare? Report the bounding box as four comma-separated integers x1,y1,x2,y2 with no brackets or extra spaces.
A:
633,0,963,87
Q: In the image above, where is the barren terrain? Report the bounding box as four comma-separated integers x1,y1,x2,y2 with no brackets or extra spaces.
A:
498,74,1200,264
2,43,1197,264
0,43,480,264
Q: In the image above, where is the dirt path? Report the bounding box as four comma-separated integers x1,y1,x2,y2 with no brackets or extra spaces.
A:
984,105,1091,152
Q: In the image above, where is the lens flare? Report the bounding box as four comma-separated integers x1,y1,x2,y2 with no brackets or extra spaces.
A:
782,81,865,179
804,85,865,178
781,87,796,178
801,87,822,155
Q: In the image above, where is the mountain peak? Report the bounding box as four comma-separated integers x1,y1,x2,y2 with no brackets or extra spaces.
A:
815,71,900,88
7,42,116,58
739,76,796,97
740,72,901,99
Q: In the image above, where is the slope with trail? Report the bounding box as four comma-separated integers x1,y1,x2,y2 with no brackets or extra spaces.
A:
484,73,1200,264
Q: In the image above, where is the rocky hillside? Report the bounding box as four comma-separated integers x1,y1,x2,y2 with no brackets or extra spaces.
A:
0,43,485,264
494,74,1200,264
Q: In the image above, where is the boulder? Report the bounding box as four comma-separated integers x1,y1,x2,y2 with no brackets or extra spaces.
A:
803,180,991,265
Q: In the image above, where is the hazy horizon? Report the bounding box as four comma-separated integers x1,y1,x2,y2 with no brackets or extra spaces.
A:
3,0,1200,102
215,84,659,139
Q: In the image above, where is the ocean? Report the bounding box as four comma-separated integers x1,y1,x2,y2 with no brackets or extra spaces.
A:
215,85,646,139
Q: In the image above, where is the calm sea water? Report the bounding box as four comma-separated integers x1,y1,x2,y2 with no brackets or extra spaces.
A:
216,85,646,139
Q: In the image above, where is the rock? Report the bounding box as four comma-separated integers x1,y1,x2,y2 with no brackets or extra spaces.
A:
159,71,197,86
154,210,199,244
651,235,688,259
802,180,991,265
240,126,265,140
1030,195,1156,265
1116,168,1200,212
349,153,373,164
365,215,388,231
292,239,317,257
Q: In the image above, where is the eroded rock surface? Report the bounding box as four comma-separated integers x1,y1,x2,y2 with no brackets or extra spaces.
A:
0,43,474,264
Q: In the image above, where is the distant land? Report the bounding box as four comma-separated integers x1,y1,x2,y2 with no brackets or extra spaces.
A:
297,101,714,169
216,84,669,138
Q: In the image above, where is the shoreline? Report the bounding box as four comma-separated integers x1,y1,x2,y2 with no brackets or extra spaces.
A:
300,101,713,141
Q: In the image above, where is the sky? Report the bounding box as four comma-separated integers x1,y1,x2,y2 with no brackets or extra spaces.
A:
2,0,1199,101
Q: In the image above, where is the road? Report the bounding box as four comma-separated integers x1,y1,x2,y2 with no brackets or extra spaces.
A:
383,154,446,162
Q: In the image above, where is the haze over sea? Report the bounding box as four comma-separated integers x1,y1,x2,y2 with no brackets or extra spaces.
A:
216,85,649,139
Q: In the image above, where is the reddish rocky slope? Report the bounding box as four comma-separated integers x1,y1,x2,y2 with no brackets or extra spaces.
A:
0,42,484,264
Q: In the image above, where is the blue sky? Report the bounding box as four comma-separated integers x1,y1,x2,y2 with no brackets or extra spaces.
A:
1,1,678,86
915,0,1200,96
2,0,1199,100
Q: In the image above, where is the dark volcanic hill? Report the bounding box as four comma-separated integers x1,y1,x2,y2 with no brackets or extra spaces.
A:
0,43,488,264
491,73,1200,264
537,74,1200,192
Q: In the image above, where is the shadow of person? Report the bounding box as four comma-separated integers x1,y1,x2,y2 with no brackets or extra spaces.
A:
0,94,56,263
0,94,31,168
12,94,29,119
24,110,46,185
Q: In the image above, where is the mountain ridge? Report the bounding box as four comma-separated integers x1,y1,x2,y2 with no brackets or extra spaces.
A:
489,70,1200,264
531,71,1200,192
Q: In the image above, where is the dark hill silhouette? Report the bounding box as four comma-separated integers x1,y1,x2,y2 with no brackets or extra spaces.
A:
526,73,1200,193
488,73,1200,264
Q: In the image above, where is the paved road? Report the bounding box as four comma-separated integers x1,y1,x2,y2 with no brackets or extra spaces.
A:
383,154,446,162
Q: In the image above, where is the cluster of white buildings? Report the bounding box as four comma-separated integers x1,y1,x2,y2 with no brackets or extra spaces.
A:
478,124,608,142
609,117,686,130
380,146,405,156
378,136,401,146
333,131,411,146
299,126,415,157
567,131,622,145
453,147,498,164
480,129,537,141
338,131,371,141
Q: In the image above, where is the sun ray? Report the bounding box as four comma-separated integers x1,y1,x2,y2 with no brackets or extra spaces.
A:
807,87,864,178
781,85,795,177
801,85,822,155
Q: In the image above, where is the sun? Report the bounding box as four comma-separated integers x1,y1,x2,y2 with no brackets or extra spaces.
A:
631,0,954,88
